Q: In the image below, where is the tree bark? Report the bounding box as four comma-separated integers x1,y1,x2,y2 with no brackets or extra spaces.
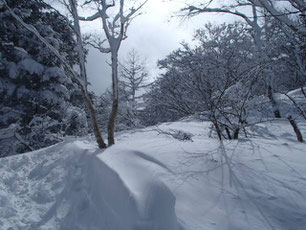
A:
301,86,306,98
285,93,306,120
107,52,119,146
213,121,222,140
79,1,147,146
225,127,232,140
107,98,118,146
287,115,304,143
233,128,239,140
84,93,107,148
69,0,106,148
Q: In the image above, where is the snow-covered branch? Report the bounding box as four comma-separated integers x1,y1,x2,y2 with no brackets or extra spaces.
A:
256,0,306,36
183,6,253,26
2,0,85,89
79,11,100,21
83,34,111,53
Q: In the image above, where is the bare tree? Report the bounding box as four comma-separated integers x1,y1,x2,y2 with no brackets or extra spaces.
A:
78,0,148,146
119,49,149,106
148,23,263,140
182,0,305,35
181,2,305,142
180,0,284,118
3,0,107,148
68,0,107,148
256,0,306,36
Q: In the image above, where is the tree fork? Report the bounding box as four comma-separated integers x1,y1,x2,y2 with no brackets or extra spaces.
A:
84,93,107,148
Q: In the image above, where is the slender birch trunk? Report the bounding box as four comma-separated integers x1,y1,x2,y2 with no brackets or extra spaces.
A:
69,0,107,148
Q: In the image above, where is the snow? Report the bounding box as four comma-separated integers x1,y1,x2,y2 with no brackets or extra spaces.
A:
53,84,70,99
0,80,16,97
274,88,306,119
18,58,44,75
14,47,29,61
0,124,16,139
0,138,181,230
42,67,67,83
16,86,30,99
7,62,18,79
63,107,88,136
39,89,60,105
100,148,180,230
0,119,306,230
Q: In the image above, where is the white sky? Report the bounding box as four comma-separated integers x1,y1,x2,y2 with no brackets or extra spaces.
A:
48,0,236,95
85,0,195,95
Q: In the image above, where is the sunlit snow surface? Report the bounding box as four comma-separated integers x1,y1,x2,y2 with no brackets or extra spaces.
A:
0,119,306,230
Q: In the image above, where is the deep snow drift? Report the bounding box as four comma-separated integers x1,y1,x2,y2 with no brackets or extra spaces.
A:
0,119,306,230
0,139,180,230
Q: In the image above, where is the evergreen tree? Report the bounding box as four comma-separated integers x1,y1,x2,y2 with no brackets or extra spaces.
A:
0,0,88,157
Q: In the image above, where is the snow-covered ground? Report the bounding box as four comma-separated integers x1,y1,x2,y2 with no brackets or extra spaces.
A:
0,119,305,230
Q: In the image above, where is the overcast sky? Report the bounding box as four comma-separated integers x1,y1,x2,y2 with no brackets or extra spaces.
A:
75,0,235,95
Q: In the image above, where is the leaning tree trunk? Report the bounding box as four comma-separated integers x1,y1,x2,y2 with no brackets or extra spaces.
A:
287,115,304,143
83,93,107,148
107,52,119,146
69,0,106,148
212,119,222,141
225,127,232,140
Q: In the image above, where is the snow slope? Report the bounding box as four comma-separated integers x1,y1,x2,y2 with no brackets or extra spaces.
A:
0,119,306,230
0,138,180,230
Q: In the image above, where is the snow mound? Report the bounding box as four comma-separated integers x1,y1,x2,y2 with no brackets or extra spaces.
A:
98,148,179,230
114,120,306,230
0,138,181,230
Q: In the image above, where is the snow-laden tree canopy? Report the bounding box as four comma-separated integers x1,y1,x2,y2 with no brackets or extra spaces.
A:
0,0,88,156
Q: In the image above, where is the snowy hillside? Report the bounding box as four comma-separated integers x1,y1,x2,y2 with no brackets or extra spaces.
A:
0,119,306,230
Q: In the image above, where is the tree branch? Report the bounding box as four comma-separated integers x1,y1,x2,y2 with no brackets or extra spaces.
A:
79,11,100,21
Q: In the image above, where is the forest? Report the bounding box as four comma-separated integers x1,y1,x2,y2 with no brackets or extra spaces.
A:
0,0,305,157
0,0,305,229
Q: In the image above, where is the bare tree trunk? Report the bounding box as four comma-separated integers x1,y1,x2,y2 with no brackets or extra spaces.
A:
225,127,232,140
83,93,107,148
285,93,306,120
78,0,147,146
107,52,119,146
268,85,282,118
301,86,306,98
69,0,106,148
233,128,239,140
287,115,304,143
107,99,119,146
213,121,222,140
243,127,248,138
